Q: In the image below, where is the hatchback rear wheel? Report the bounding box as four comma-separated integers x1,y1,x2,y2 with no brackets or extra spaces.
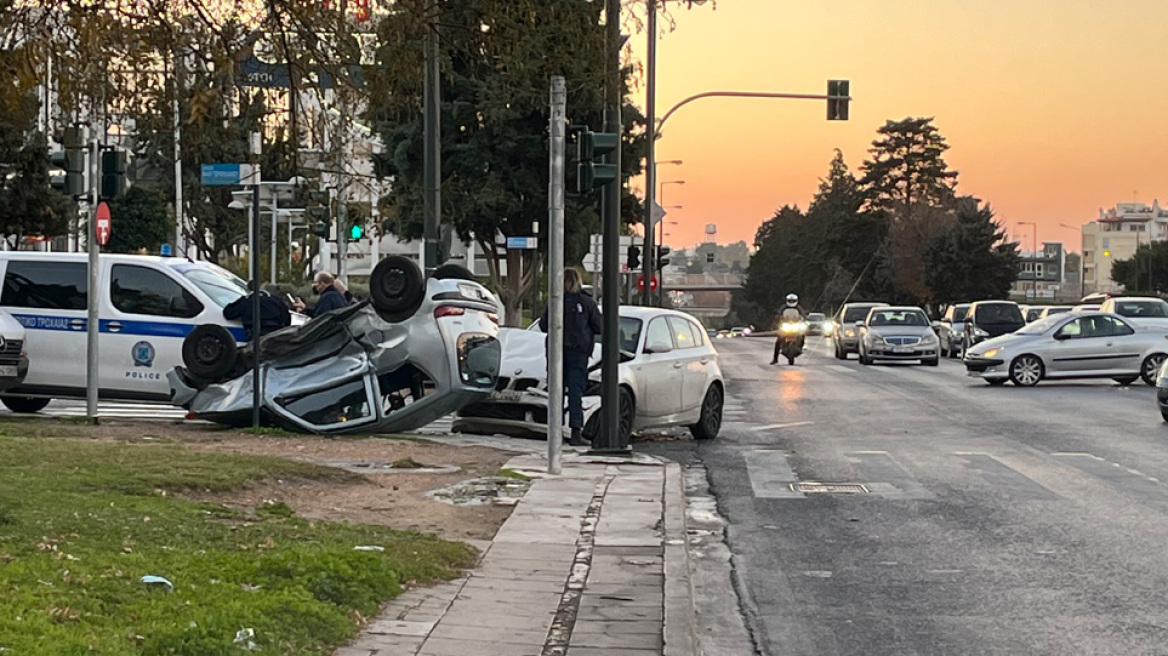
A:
690,384,723,440
1009,355,1044,387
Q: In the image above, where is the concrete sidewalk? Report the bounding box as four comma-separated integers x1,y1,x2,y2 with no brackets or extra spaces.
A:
333,450,697,656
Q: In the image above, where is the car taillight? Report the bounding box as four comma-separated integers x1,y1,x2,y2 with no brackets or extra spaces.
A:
434,305,466,319
487,313,500,325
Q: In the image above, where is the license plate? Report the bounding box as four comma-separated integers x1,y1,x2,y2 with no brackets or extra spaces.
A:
0,365,17,377
490,391,522,402
893,346,913,353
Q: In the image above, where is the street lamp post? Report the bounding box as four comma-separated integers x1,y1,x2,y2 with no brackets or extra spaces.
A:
1018,221,1038,297
658,180,684,304
642,159,681,303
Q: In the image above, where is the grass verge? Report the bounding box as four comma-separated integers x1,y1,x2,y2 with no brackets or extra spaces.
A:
0,436,476,655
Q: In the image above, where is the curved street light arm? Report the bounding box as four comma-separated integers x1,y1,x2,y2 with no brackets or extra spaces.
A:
656,91,840,134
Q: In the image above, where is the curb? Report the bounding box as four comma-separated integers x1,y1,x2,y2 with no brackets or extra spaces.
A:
663,461,700,656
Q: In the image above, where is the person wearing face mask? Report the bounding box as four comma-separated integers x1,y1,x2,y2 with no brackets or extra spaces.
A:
290,272,351,317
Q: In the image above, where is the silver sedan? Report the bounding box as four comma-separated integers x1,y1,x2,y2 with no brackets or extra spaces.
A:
857,306,940,366
964,311,1168,387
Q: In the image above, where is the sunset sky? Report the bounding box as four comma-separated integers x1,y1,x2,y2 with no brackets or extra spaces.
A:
629,0,1168,254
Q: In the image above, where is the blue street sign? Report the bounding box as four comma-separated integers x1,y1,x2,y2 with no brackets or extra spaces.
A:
200,164,255,186
506,236,538,250
160,243,172,257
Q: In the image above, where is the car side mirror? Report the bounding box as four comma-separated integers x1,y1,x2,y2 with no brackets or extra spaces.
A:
855,321,866,328
1053,331,1071,341
645,339,672,354
942,318,951,324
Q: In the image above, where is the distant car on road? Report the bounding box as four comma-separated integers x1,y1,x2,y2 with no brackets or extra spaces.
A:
1072,304,1101,312
1099,297,1168,331
730,326,752,337
806,312,831,336
963,300,1026,349
964,311,1168,387
832,302,890,360
1019,305,1043,323
1037,306,1073,320
454,306,724,443
857,306,940,366
937,303,970,359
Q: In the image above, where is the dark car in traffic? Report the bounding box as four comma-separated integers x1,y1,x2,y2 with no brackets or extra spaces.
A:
963,300,1026,350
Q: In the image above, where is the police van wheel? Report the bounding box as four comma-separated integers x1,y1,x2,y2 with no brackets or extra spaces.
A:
0,396,50,413
371,255,425,322
182,324,238,382
430,263,476,281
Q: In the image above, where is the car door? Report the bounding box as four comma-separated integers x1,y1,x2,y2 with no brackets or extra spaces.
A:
102,263,206,400
1096,315,1142,373
667,316,708,417
0,258,89,394
634,316,683,419
1047,316,1117,375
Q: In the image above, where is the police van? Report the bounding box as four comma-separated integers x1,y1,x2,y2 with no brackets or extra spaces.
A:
0,252,268,412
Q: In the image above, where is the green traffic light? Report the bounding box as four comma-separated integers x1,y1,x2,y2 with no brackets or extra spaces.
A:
350,223,363,240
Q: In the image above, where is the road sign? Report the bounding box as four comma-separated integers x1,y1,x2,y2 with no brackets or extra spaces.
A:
506,236,538,249
200,163,257,186
637,274,658,292
95,202,111,246
160,243,172,257
649,202,666,227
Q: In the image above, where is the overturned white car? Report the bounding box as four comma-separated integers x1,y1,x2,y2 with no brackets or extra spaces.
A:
453,306,724,442
168,258,501,435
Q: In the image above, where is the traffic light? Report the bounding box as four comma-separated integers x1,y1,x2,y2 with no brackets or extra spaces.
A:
656,245,671,270
100,149,129,200
576,130,619,192
626,245,641,270
827,79,850,121
348,222,364,241
307,190,331,239
50,126,86,197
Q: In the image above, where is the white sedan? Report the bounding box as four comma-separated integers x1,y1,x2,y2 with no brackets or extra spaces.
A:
453,306,725,442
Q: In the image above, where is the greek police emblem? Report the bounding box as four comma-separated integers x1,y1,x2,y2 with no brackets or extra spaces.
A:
132,341,155,367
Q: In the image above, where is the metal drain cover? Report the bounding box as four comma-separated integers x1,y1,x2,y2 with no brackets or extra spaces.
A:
791,482,869,494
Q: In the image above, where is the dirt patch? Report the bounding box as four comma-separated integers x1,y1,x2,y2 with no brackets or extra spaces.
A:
33,419,522,543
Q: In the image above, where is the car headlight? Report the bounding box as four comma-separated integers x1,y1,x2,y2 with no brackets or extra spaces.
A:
921,333,936,344
982,347,1002,359
870,335,885,344
845,329,856,338
973,327,989,337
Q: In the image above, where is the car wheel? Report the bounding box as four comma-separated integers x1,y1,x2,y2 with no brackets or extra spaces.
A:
182,324,238,382
370,255,426,322
690,384,723,440
986,378,1008,386
0,396,50,413
1008,355,1044,387
617,386,635,444
1112,375,1139,386
431,263,477,281
834,342,845,360
1141,353,1168,386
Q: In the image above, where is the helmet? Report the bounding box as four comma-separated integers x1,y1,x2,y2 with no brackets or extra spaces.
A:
785,294,798,306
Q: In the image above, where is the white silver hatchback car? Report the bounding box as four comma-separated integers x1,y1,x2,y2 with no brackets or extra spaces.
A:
454,306,725,443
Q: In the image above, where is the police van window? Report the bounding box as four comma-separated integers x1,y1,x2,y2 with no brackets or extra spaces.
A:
111,265,203,318
1,260,88,310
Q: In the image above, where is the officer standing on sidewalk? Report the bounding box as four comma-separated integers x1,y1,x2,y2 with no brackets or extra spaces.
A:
540,268,602,447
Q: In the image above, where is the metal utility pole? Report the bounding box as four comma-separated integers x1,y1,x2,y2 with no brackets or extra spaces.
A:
249,133,262,429
596,0,626,452
642,0,657,305
85,127,99,423
547,76,566,474
423,0,441,271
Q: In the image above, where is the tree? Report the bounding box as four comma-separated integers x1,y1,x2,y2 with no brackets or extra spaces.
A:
367,0,646,323
105,186,173,254
923,198,1019,306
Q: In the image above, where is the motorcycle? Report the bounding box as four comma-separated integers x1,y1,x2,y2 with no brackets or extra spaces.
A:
777,320,809,365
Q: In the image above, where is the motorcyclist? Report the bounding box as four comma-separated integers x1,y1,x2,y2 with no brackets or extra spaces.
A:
771,293,808,365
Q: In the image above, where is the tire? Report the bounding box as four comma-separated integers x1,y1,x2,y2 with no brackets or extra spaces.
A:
1009,355,1044,387
586,386,635,444
986,378,1008,386
834,342,845,360
925,357,939,367
690,384,723,440
182,324,238,382
1113,375,1139,386
370,255,426,322
1161,409,1168,423
1,396,50,413
431,263,476,281
1141,353,1168,386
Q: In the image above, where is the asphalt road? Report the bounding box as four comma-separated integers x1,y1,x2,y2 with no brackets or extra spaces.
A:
643,334,1168,656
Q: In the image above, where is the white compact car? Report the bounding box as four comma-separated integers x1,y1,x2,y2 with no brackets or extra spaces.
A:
454,306,724,443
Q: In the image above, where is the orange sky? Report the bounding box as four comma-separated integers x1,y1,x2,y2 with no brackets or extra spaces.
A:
629,0,1168,254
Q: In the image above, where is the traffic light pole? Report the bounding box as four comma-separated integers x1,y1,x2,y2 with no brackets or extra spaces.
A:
423,0,441,271
595,0,626,453
641,0,657,306
85,129,99,424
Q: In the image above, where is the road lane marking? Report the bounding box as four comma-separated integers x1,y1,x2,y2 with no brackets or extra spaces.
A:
847,451,935,500
745,449,805,498
752,421,814,431
1053,453,1167,499
957,453,1060,501
825,365,852,374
